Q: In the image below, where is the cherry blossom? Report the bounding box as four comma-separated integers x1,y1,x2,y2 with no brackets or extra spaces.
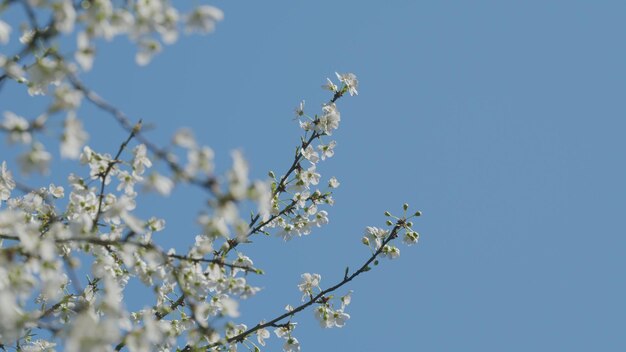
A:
0,2,422,350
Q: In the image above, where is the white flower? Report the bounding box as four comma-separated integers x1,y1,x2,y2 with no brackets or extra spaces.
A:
251,180,271,221
403,231,419,246
136,39,162,66
256,326,270,346
293,191,310,209
65,309,120,352
48,184,64,198
172,128,197,148
298,273,321,301
26,58,65,96
0,290,24,343
318,140,336,160
0,161,15,205
299,164,320,188
328,176,340,188
364,226,389,250
294,100,305,116
0,56,25,81
314,305,350,328
110,9,134,36
2,111,31,144
220,296,240,318
61,112,89,159
186,146,214,176
274,323,296,338
53,0,76,33
228,150,249,200
18,142,51,174
0,20,11,45
313,210,329,227
50,84,83,111
283,337,300,352
335,72,359,96
157,6,180,44
185,5,224,34
316,103,341,135
340,290,353,309
144,173,174,196
331,309,350,327
133,144,152,174
382,245,400,259
20,339,56,352
301,145,319,164
75,32,95,71
322,77,338,92
299,119,313,131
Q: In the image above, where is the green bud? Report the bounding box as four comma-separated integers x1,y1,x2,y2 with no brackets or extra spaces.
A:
407,221,413,227
384,211,391,217
414,210,422,217
374,260,379,266
403,203,409,211
268,171,276,179
386,220,393,226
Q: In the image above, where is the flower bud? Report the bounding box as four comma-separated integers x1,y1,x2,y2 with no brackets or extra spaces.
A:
414,210,422,217
407,221,413,227
403,203,409,211
384,211,391,217
361,237,370,246
385,220,393,226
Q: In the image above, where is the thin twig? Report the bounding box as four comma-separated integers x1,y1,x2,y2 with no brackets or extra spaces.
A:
192,225,401,351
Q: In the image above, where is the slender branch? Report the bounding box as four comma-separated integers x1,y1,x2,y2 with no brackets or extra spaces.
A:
91,123,140,231
67,74,218,193
195,225,401,351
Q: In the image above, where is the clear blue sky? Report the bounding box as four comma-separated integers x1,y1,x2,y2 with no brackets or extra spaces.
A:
3,1,626,351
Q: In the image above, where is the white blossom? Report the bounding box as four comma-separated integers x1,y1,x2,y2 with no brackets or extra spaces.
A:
61,112,89,159
18,142,51,174
328,176,340,188
298,273,321,301
26,58,66,96
403,231,420,245
318,140,336,160
283,337,300,352
2,111,31,144
0,161,15,205
294,100,305,117
50,84,83,111
256,325,270,346
322,77,338,92
316,103,341,135
0,20,11,45
75,32,96,71
136,39,162,66
301,145,319,163
335,72,359,96
144,173,173,196
173,128,197,148
185,5,224,34
53,0,76,33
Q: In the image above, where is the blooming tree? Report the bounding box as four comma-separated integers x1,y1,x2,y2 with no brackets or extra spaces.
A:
0,1,421,351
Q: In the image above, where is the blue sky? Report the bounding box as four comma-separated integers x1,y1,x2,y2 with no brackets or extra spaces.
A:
3,1,626,351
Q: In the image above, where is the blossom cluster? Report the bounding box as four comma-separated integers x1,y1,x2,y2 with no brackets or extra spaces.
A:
0,1,421,351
